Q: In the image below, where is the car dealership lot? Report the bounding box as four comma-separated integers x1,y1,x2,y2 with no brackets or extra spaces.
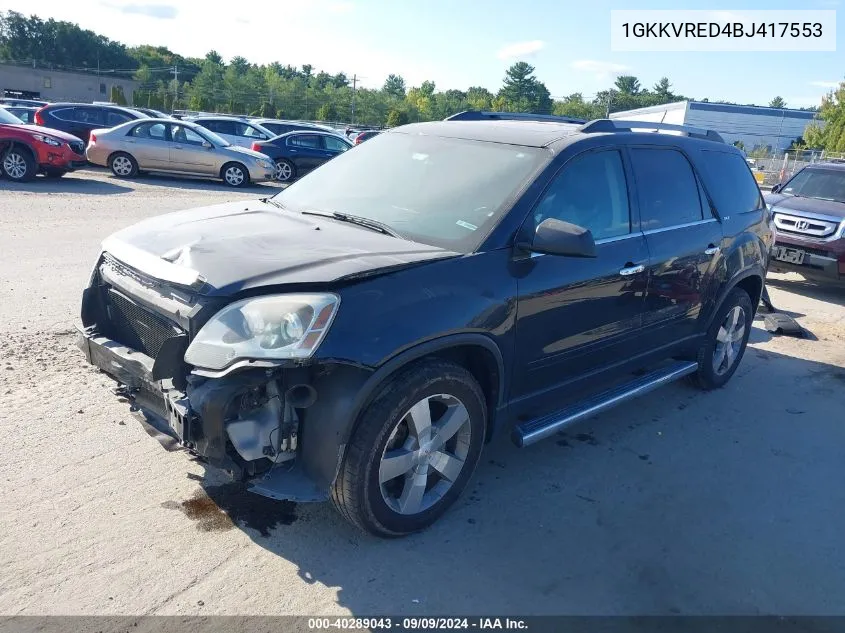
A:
1,169,845,616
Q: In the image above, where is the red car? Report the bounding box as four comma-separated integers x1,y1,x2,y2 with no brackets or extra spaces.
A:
0,107,86,181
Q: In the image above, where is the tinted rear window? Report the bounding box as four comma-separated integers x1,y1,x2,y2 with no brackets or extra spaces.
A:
698,150,764,215
630,148,704,230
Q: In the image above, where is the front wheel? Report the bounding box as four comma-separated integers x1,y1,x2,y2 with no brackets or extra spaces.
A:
331,359,486,537
2,147,36,182
222,162,249,187
689,287,753,390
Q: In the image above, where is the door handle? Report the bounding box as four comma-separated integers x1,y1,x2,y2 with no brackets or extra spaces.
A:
619,264,645,276
173,145,183,149
704,245,721,256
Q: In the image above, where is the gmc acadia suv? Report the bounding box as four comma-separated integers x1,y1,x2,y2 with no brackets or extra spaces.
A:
77,119,772,536
766,162,845,285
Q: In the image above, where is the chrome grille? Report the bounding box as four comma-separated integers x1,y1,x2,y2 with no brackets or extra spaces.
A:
774,213,840,238
105,289,181,358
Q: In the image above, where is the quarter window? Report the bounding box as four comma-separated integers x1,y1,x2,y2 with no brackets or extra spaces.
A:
533,150,631,241
236,123,267,139
630,148,704,230
698,150,763,215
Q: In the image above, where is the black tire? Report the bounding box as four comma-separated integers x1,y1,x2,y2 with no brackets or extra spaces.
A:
331,359,486,537
2,146,36,182
43,168,66,178
221,162,249,188
109,152,138,178
689,288,753,390
274,158,295,182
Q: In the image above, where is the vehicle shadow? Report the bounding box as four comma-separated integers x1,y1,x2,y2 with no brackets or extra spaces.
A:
178,338,845,616
126,171,284,193
0,173,135,195
766,275,845,308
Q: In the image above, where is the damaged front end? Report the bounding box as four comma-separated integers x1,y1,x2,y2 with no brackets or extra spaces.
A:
76,250,335,502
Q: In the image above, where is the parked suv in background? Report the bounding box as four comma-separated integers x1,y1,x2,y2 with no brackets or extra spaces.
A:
77,119,771,536
765,162,845,285
0,106,86,181
188,116,276,148
34,103,148,142
253,118,334,136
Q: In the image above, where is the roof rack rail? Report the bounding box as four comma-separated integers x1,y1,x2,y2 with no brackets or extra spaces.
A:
580,119,725,143
445,110,587,124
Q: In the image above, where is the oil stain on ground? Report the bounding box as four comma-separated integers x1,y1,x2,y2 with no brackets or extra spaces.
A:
162,482,297,537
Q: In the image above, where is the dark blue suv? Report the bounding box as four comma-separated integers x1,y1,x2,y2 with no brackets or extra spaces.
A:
77,118,772,536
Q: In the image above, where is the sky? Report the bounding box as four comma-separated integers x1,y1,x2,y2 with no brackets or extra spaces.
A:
2,0,843,108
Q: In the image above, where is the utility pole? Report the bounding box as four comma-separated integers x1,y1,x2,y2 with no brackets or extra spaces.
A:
171,64,179,109
351,73,357,124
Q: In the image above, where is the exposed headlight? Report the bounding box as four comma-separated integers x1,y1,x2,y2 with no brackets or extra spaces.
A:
257,159,271,168
184,293,340,370
33,134,62,147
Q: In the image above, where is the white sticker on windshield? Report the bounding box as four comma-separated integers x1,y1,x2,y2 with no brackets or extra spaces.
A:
456,220,478,231
412,153,429,161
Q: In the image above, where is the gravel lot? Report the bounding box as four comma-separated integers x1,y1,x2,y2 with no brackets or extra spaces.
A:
1,168,844,616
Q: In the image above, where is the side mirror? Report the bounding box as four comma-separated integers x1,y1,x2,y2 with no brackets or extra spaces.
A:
522,218,597,258
770,183,781,194
202,141,212,149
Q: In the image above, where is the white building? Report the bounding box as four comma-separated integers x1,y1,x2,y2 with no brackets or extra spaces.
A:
609,100,821,153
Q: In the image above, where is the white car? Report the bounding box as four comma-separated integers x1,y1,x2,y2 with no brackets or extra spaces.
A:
187,116,277,148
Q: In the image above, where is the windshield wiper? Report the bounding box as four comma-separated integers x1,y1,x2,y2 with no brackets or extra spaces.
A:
263,197,286,209
301,210,402,238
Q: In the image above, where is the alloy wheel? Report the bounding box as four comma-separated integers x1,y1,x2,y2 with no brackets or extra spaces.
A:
712,305,746,376
112,156,133,176
274,160,292,181
225,165,245,186
3,152,27,180
378,394,472,516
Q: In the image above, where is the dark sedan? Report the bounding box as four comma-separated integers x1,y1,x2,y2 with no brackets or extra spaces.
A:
251,130,352,182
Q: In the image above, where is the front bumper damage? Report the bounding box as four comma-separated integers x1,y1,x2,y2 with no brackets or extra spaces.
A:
76,324,327,503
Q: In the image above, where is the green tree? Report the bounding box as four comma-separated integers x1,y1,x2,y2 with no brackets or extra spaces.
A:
316,102,338,121
802,80,845,151
733,140,746,152
383,74,406,99
386,108,409,127
109,85,127,105
614,75,642,94
769,96,786,108
652,77,674,101
553,93,603,120
498,62,552,113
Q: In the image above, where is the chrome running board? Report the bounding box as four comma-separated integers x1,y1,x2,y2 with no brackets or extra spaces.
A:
512,361,698,447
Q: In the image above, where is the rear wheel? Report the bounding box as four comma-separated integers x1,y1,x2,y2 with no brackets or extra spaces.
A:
274,159,295,182
331,359,486,537
689,288,753,390
109,152,138,178
222,162,249,187
2,146,36,182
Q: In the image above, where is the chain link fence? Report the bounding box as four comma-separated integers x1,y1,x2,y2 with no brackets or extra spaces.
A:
746,150,845,189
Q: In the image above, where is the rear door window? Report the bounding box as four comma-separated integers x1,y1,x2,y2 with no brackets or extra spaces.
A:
697,150,764,215
630,148,704,230
236,123,268,139
74,107,105,125
198,119,236,135
288,134,322,149
130,122,169,140
105,110,132,127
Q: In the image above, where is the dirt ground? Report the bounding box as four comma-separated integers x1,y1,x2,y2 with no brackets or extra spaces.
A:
1,169,844,616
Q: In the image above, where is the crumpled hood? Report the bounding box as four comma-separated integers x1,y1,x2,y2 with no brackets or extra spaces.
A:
102,200,458,296
765,193,845,218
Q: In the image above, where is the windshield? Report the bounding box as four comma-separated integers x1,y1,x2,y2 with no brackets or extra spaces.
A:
196,127,230,147
0,107,22,124
271,131,549,251
783,167,845,203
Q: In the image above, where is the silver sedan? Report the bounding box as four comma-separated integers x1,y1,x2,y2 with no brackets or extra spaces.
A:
85,119,275,187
